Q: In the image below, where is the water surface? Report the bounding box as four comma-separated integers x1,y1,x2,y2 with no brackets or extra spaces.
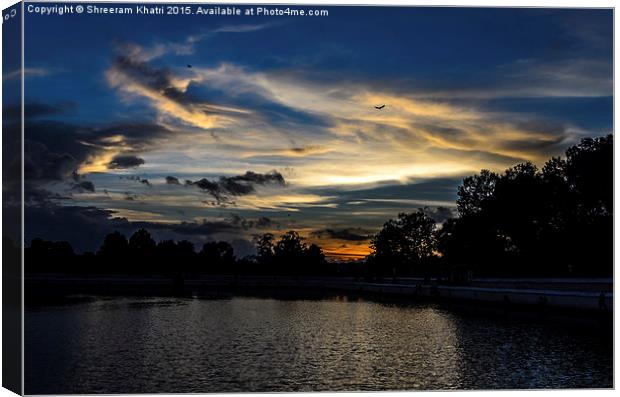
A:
25,296,612,393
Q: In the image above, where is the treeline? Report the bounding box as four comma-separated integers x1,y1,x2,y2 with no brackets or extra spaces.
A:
24,134,612,278
24,230,341,276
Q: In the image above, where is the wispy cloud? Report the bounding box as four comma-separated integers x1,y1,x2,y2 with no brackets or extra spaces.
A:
104,43,605,195
3,67,50,81
116,23,275,63
401,58,612,100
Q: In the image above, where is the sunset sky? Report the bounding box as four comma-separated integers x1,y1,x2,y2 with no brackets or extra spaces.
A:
16,5,612,260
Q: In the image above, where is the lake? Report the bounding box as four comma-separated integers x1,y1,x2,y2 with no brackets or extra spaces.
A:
25,295,612,393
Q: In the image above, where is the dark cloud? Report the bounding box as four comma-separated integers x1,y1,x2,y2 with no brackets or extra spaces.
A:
316,177,461,204
112,55,190,104
165,176,181,185
310,227,373,241
25,139,78,181
228,214,278,230
71,181,95,193
25,204,268,253
183,170,286,203
24,186,72,206
427,147,526,166
412,123,477,146
420,206,456,223
229,171,285,185
124,192,141,201
141,219,237,236
4,102,75,121
92,123,171,152
122,175,152,187
108,155,145,169
25,205,131,253
110,52,260,121
503,139,565,154
21,119,171,204
69,171,96,193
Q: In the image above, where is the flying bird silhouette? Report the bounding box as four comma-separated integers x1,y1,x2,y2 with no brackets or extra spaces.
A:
375,104,385,109
187,64,192,68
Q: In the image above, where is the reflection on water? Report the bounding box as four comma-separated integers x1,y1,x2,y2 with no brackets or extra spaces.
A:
25,296,612,393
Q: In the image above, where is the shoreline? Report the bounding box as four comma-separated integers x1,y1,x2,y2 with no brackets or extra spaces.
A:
26,274,613,315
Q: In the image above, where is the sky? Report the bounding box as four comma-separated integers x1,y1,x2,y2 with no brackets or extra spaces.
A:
12,4,613,260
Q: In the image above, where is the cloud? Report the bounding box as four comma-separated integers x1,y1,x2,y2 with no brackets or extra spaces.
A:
102,39,609,199
4,102,75,121
106,53,247,131
183,170,286,203
108,155,145,169
26,202,258,255
420,206,456,223
22,118,171,183
285,146,331,156
122,175,152,187
71,181,96,193
25,203,278,253
3,67,49,81
115,23,274,63
182,61,592,185
69,171,96,193
212,23,274,34
401,58,612,100
165,176,181,185
123,192,142,201
227,214,278,230
310,228,372,241
25,139,78,181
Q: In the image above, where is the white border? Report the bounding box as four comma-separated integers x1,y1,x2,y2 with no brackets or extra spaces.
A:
0,1,616,397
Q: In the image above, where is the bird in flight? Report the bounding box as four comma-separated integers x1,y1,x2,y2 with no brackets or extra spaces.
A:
374,104,385,110
187,64,192,68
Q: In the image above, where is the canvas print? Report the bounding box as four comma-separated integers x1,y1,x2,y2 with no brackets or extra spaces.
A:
2,2,613,394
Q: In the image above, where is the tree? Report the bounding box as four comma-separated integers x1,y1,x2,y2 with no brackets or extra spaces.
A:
255,233,275,265
274,231,307,259
27,238,76,273
128,229,156,257
305,244,326,265
200,241,234,271
370,211,437,276
156,239,178,259
98,231,128,257
565,134,613,216
456,169,499,216
438,134,613,277
303,243,327,275
176,240,195,259
272,231,308,274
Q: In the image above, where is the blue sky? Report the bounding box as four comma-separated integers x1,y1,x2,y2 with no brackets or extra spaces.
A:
16,4,613,258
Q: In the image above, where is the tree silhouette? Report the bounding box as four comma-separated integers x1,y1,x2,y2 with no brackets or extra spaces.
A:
128,229,156,256
200,241,234,272
306,243,326,265
177,240,195,259
273,231,307,274
565,134,613,216
370,211,436,276
438,134,613,277
98,231,128,257
457,169,499,216
274,231,306,258
255,233,275,265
